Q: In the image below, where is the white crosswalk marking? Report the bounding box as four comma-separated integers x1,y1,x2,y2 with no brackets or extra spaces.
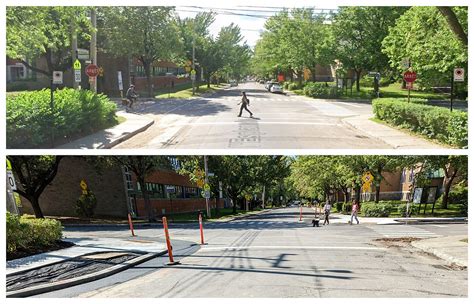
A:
370,225,439,238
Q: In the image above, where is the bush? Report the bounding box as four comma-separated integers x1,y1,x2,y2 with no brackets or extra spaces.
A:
303,82,341,98
373,98,467,148
288,82,299,90
75,191,98,217
360,203,392,217
448,185,468,216
7,88,118,148
397,203,413,217
7,212,63,254
335,202,343,212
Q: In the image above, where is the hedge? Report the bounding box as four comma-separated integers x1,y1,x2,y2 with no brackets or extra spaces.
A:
360,203,392,217
7,212,63,254
372,98,467,148
7,88,118,148
303,82,341,98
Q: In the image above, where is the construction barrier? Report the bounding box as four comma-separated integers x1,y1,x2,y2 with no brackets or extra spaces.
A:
128,213,135,237
299,205,303,221
199,213,205,245
162,216,179,265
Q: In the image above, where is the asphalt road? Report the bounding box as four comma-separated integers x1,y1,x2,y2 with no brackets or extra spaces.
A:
114,82,391,149
37,207,467,298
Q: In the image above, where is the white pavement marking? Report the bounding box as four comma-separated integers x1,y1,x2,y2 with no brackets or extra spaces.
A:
369,225,440,238
339,102,363,108
301,99,356,117
167,121,337,126
199,246,387,251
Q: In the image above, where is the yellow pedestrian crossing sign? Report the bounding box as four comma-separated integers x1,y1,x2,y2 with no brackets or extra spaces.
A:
6,159,12,170
203,183,210,191
362,171,374,184
190,69,196,75
73,59,81,70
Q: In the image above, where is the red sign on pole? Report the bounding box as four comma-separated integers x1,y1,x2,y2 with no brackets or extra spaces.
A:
85,64,99,77
406,82,413,90
403,71,417,83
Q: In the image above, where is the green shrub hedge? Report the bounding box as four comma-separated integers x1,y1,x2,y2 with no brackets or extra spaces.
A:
7,212,63,254
303,82,341,98
360,203,392,217
372,98,467,148
7,88,118,148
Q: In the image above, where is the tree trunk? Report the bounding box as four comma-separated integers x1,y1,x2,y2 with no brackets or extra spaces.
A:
138,177,154,222
297,70,303,88
355,186,361,204
143,61,153,98
214,197,220,216
441,175,455,209
29,195,44,218
312,65,317,82
232,198,237,214
437,7,468,46
262,185,266,209
355,69,362,92
375,185,381,203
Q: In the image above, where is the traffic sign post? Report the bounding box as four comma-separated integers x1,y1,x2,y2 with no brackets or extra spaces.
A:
6,159,20,214
451,68,465,112
86,64,99,86
403,71,417,103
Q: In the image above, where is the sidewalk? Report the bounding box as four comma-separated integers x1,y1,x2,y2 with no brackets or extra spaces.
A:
6,235,166,275
57,110,154,149
343,114,444,149
412,235,468,267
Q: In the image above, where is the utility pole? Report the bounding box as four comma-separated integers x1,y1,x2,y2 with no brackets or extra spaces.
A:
192,36,196,95
90,8,97,93
71,20,78,89
204,155,211,218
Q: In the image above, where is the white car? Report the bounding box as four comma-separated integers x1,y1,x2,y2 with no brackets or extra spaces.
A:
270,83,283,94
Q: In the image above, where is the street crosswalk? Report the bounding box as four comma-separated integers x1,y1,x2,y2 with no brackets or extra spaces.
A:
369,225,440,239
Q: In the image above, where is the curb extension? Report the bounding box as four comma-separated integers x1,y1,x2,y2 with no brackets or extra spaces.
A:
411,242,467,268
98,118,154,149
340,116,399,148
7,249,167,298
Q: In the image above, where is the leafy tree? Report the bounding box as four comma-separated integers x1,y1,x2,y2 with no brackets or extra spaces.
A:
424,156,467,209
437,7,468,46
382,7,467,88
365,156,404,203
332,7,407,91
110,156,172,222
7,156,63,218
100,7,183,97
6,6,91,76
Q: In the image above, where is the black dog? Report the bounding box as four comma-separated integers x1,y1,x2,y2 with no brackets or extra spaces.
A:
312,219,320,227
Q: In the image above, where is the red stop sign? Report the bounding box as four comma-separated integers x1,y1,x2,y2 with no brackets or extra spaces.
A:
85,64,99,77
403,71,417,82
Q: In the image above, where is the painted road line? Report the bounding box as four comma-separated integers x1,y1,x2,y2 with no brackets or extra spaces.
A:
168,121,338,126
338,102,363,108
199,246,387,251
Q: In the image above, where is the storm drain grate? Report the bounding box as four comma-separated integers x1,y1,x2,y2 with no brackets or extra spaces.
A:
7,251,142,292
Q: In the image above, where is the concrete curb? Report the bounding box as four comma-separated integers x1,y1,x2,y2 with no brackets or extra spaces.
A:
341,114,444,149
411,240,467,268
6,250,167,298
98,118,154,149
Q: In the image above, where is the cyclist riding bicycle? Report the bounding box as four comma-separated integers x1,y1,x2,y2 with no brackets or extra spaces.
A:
126,84,138,109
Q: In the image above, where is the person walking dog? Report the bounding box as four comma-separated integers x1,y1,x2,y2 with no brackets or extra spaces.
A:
350,199,360,225
323,200,331,225
238,91,253,118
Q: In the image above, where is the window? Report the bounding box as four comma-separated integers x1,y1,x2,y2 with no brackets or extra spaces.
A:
428,169,445,178
401,169,406,183
135,65,145,77
123,167,134,191
184,187,200,198
169,157,181,171
408,169,414,182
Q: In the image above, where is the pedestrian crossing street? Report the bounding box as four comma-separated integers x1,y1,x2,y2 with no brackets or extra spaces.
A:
368,224,440,239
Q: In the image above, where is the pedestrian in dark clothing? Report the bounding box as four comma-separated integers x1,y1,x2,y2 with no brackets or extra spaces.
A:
238,91,253,117
323,201,331,225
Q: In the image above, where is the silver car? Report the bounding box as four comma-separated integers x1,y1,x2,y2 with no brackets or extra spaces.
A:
270,83,283,94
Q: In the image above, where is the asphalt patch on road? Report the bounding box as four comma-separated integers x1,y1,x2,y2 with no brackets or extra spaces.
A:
7,251,143,292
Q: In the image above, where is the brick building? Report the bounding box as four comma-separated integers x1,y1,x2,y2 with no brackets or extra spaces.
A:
19,157,220,219
7,53,190,96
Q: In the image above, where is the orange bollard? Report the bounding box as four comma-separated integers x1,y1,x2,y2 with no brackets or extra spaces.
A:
128,213,136,237
199,213,206,245
162,216,180,265
299,205,303,221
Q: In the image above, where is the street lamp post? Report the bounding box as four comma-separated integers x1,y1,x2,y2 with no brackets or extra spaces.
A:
204,155,211,218
192,36,196,96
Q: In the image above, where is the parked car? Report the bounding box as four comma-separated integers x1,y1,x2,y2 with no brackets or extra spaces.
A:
264,81,273,90
259,79,265,84
266,82,279,92
270,83,283,94
229,80,238,86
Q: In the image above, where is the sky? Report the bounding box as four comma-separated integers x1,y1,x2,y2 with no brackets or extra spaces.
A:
175,4,339,48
